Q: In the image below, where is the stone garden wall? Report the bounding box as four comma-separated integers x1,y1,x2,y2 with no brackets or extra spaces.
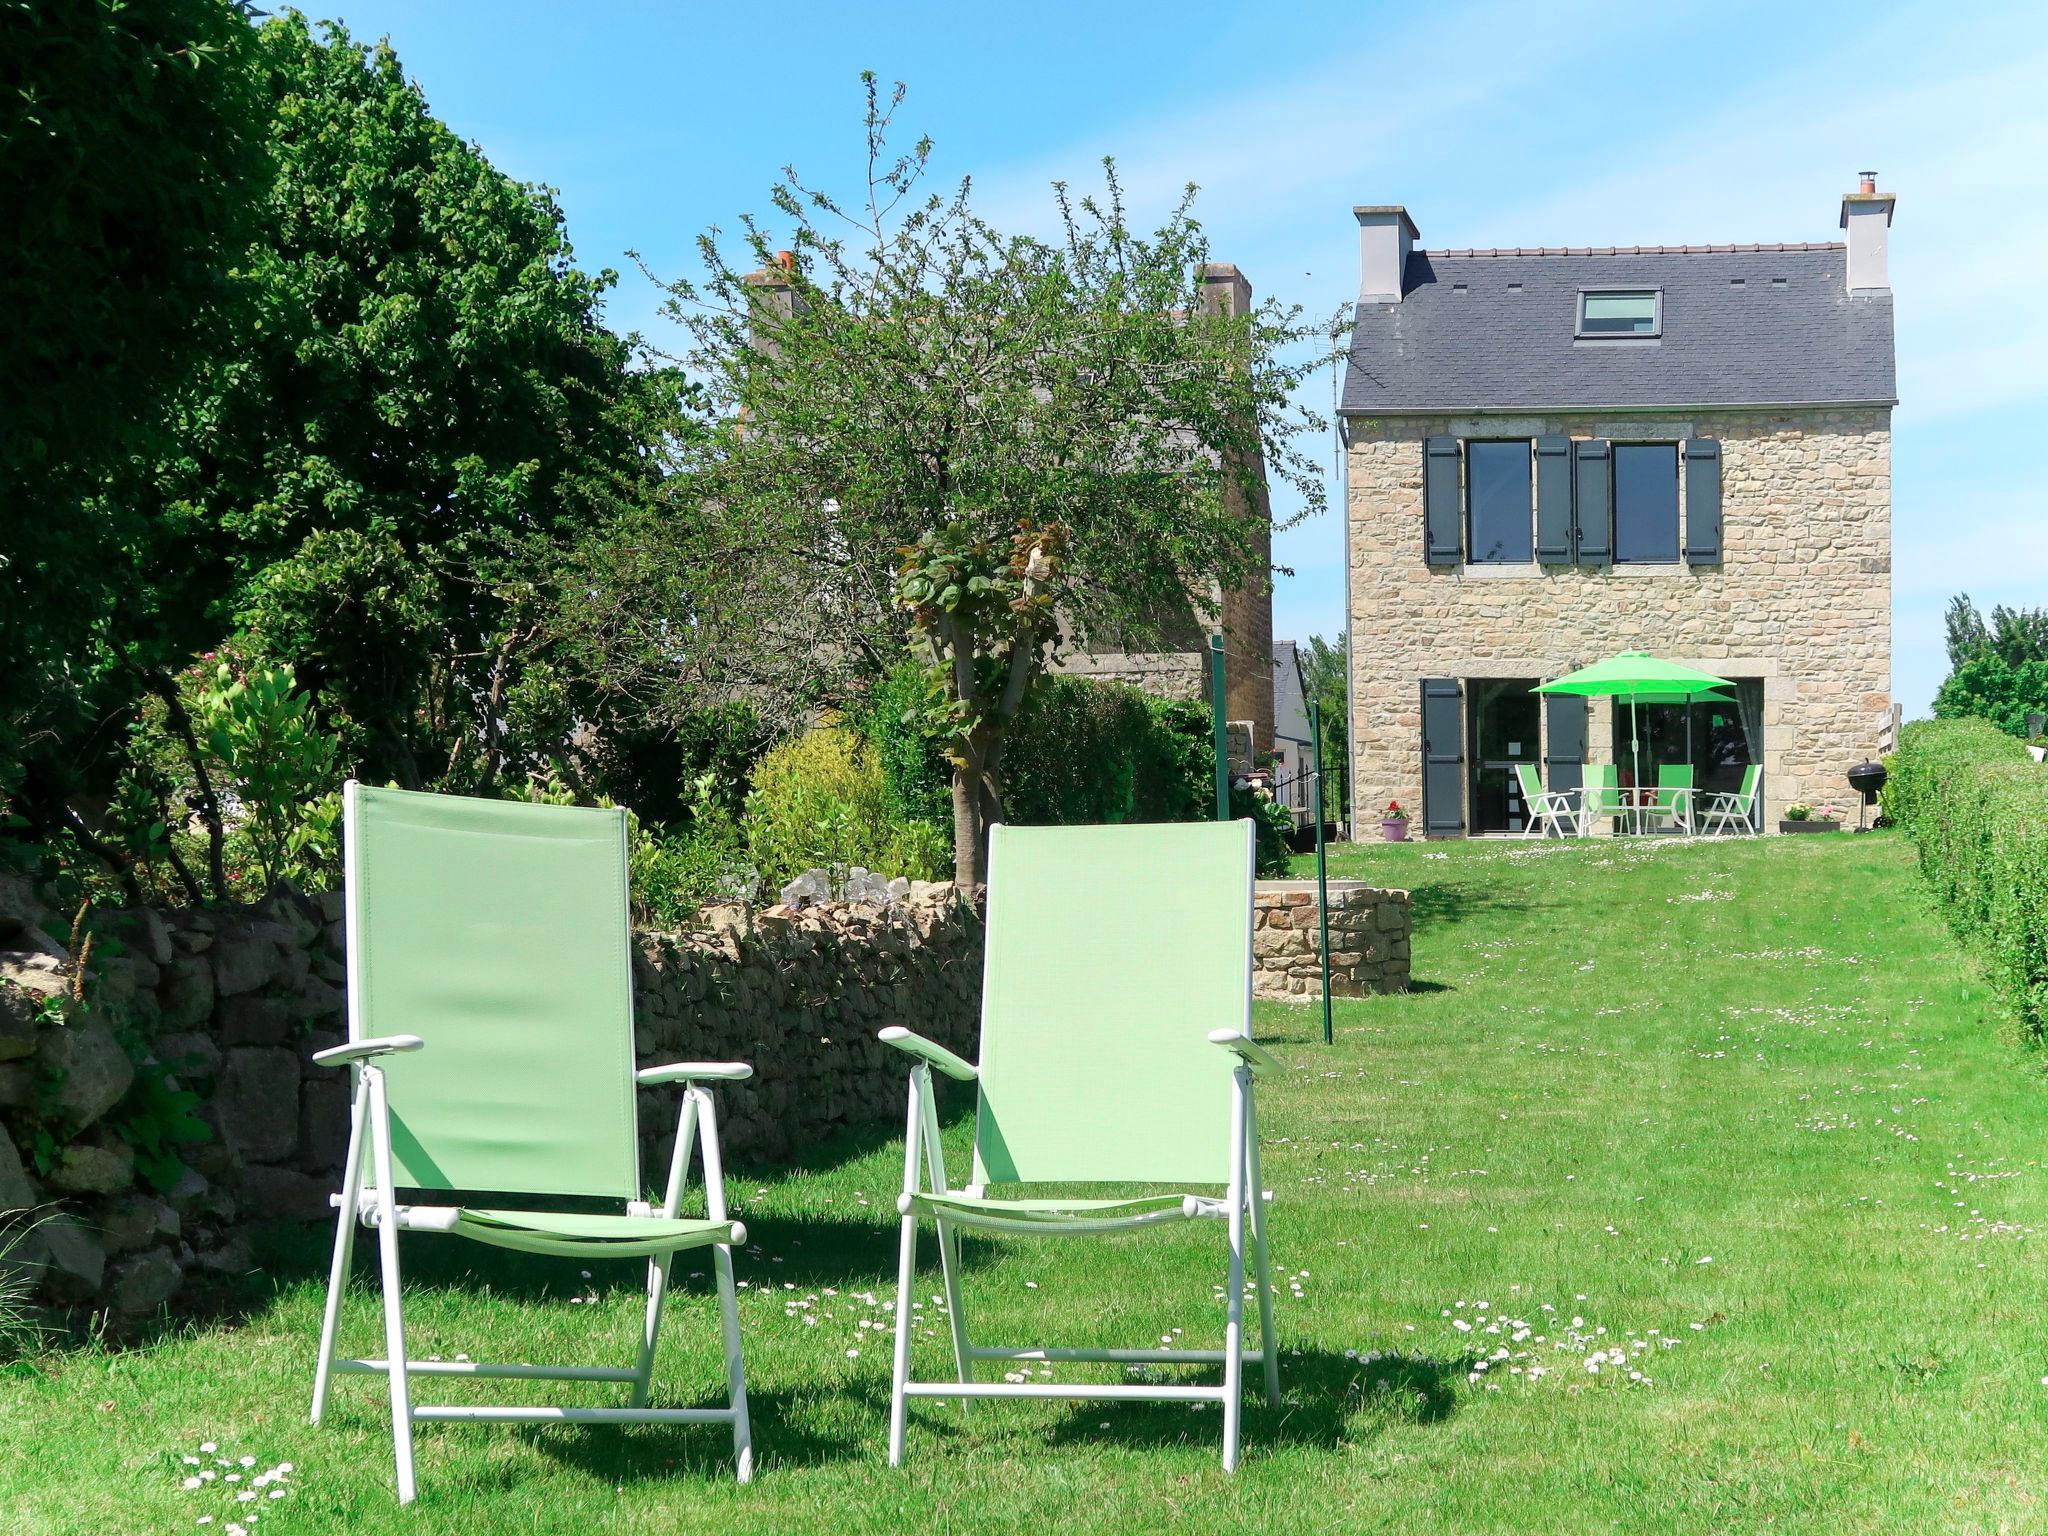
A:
1252,880,1412,1000
1,865,1412,1318
0,874,979,1318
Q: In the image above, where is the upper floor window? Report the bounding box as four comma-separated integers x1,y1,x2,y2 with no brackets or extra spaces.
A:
1577,289,1661,338
1466,441,1533,563
1613,443,1679,562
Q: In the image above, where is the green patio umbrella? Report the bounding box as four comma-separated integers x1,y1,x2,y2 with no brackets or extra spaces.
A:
1534,652,1736,822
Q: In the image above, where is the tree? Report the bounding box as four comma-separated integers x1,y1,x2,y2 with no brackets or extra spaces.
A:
1297,633,1350,823
0,0,265,830
4,13,685,898
137,13,677,790
1935,595,2048,738
640,78,1337,885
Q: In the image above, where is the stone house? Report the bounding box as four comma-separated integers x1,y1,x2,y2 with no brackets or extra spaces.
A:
1270,640,1315,827
1338,178,1896,834
1051,263,1276,759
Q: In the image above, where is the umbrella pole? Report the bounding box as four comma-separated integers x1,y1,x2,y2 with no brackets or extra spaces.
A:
1630,694,1642,835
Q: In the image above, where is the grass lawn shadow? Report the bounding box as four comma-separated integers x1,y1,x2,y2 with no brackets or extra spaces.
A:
1038,1346,1468,1455
1405,878,1541,935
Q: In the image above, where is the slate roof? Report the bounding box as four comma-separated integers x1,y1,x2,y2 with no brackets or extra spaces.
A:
1272,642,1311,746
1339,244,1896,415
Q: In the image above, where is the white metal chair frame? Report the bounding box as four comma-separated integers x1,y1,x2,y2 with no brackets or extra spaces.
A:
308,793,753,1505
308,1041,756,1503
1514,765,1582,838
1651,782,1696,836
879,1026,1282,1473
1700,771,1763,836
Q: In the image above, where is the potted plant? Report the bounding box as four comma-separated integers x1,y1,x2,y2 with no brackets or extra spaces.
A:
1380,800,1410,842
1779,801,1842,834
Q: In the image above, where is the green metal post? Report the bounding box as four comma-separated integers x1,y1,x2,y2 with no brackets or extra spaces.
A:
1309,698,1333,1046
1210,633,1229,821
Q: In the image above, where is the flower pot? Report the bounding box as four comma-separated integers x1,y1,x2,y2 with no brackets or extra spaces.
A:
1380,819,1410,842
1778,819,1841,834
2029,745,2046,764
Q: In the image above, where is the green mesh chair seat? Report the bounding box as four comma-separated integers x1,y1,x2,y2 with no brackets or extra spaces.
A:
446,1210,743,1260
879,819,1281,1474
901,1191,1197,1234
309,783,755,1506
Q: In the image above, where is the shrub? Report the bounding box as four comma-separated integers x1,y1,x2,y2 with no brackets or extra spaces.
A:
861,663,955,833
1002,677,1210,827
507,770,756,926
1001,676,1290,874
743,723,948,892
1884,717,2048,1038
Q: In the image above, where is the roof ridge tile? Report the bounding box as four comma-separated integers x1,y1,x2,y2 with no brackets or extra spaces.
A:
1423,242,1845,258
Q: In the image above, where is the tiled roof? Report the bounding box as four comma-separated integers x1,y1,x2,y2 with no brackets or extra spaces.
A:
1340,244,1896,415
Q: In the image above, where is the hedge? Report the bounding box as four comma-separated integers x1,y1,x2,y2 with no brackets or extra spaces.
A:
861,669,1293,875
1883,716,2048,1038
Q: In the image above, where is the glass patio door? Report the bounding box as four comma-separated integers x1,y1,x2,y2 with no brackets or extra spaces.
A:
1468,679,1540,833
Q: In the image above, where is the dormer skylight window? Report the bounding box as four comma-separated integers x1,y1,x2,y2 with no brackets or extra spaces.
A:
1576,289,1661,338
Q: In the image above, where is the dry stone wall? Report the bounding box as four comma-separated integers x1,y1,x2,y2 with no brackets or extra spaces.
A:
1346,408,1893,828
1253,881,1411,999
0,863,1400,1320
0,874,979,1319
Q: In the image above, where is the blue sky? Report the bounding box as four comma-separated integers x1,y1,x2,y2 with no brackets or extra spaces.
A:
319,0,2046,715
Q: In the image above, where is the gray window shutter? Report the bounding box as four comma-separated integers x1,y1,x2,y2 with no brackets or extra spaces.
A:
1573,438,1611,565
1543,693,1587,799
1420,678,1464,834
1534,435,1572,562
1683,438,1722,564
1424,437,1461,566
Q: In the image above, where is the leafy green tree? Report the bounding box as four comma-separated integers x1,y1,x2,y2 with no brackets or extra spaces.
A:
1935,595,2048,738
133,12,677,792
7,13,686,896
638,78,1337,885
0,0,266,870
1297,633,1350,823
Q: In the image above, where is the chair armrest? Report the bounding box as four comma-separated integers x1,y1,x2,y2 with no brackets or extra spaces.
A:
311,1035,425,1068
878,1027,978,1081
1208,1029,1283,1076
637,1062,754,1086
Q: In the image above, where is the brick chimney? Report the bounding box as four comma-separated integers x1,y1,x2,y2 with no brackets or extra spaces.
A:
1839,173,1896,294
1353,205,1419,303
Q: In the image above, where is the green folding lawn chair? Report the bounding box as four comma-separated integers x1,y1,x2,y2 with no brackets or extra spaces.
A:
1578,763,1626,836
1653,764,1696,834
309,783,754,1504
1513,763,1580,838
1701,764,1764,835
878,819,1280,1472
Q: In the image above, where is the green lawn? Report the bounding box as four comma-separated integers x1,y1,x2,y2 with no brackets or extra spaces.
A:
8,831,2048,1534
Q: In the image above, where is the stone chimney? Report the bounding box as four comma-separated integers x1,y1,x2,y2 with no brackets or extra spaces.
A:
1198,261,1253,318
1838,172,1896,294
742,249,801,354
1353,206,1419,303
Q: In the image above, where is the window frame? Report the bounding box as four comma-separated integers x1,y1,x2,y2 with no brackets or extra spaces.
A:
1463,438,1536,566
1610,441,1682,565
1575,287,1663,340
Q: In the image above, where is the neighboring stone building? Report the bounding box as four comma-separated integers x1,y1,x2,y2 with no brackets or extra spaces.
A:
1051,262,1276,757
1270,641,1315,827
1338,179,1897,834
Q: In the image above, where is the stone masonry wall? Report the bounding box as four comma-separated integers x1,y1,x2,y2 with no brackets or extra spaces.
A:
1253,880,1411,999
1,864,1376,1318
1346,408,1893,829
0,876,979,1318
